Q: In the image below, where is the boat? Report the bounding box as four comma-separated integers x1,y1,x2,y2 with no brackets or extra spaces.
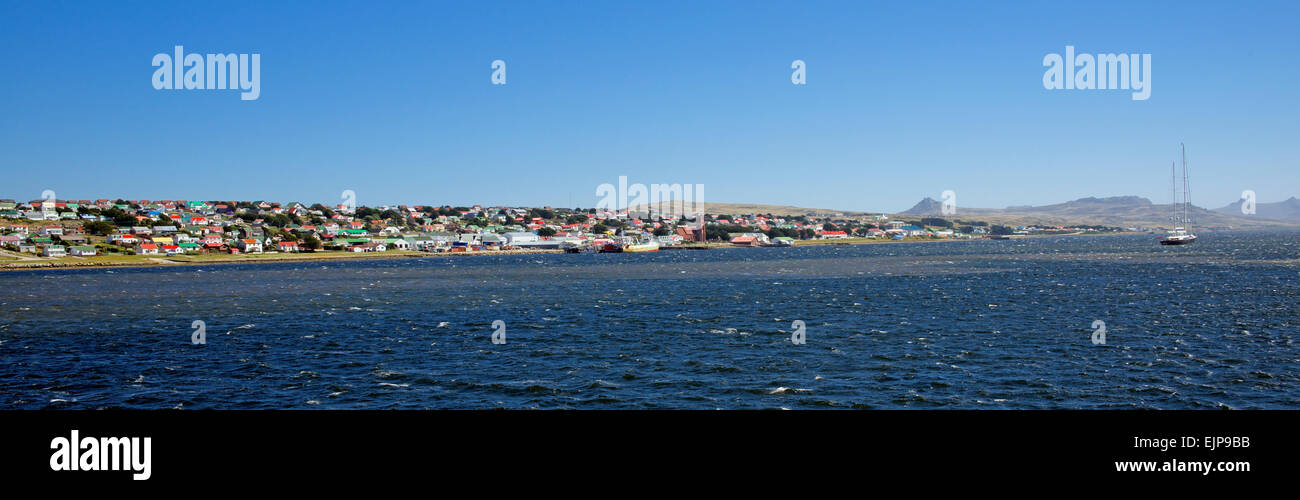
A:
623,235,660,253
592,237,621,253
1160,143,1198,246
562,240,597,253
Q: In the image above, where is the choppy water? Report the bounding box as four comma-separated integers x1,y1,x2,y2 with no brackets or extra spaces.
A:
2,232,1298,409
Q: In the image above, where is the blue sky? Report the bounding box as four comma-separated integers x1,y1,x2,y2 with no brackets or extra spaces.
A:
1,1,1296,213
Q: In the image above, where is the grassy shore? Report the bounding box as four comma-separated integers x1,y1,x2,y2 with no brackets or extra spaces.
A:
0,231,1134,272
0,248,565,271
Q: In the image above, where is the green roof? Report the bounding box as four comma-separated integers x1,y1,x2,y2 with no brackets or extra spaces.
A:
178,242,201,248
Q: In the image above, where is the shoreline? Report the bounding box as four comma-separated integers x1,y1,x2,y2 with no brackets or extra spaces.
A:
0,248,566,272
0,231,1141,273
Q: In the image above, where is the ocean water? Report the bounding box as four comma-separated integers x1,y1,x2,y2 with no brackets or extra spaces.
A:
1,232,1297,409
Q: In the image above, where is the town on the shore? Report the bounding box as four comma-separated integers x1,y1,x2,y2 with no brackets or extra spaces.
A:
0,197,1128,260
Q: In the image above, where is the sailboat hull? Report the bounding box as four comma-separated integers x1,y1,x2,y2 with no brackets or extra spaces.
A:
1159,236,1197,245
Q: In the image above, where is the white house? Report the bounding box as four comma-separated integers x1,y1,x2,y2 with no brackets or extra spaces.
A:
503,232,540,246
42,245,66,257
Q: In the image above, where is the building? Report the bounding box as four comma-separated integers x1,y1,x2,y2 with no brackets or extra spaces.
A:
237,239,263,253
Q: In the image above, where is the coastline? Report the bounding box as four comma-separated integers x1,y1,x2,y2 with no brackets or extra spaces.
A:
0,248,565,272
0,232,1133,273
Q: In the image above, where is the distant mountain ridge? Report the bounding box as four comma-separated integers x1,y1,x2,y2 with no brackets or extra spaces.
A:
1212,196,1300,222
898,195,1299,229
630,195,1299,229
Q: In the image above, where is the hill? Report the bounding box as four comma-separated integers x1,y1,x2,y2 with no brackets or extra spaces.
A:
1212,196,1300,222
898,195,1297,229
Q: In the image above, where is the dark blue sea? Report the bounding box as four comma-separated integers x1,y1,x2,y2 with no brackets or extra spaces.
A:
2,232,1298,409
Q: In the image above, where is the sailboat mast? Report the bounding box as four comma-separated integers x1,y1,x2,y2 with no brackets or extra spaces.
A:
1181,143,1188,225
1175,161,1185,223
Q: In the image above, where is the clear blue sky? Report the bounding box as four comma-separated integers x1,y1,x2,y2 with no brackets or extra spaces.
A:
1,1,1296,213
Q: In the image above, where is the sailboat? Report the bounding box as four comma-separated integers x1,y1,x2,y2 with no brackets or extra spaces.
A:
1160,143,1197,246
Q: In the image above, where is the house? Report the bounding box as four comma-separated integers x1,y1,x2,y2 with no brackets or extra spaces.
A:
899,225,928,237
69,245,97,256
41,225,64,236
42,245,67,257
139,243,159,255
405,236,439,251
162,244,181,256
109,233,138,245
384,238,410,251
349,242,386,252
237,239,263,253
819,230,849,239
277,241,300,253
503,232,540,246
